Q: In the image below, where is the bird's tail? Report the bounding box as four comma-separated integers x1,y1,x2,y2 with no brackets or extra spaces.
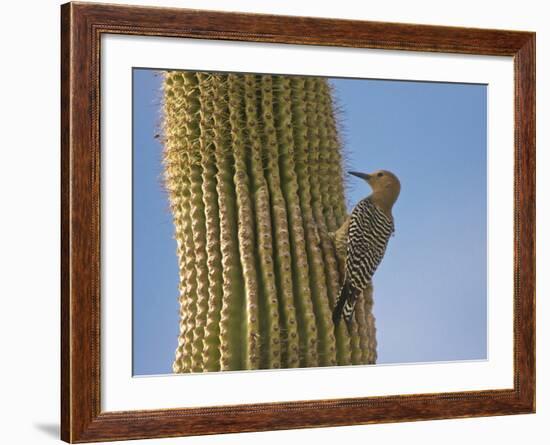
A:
332,280,360,329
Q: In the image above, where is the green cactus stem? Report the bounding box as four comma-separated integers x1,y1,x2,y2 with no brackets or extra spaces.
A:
162,71,377,372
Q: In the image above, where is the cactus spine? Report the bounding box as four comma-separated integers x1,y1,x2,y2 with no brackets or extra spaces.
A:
163,72,377,372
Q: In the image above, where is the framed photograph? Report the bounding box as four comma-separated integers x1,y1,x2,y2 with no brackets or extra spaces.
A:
61,2,535,442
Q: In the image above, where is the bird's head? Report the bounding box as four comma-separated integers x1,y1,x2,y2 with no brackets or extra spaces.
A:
348,169,401,213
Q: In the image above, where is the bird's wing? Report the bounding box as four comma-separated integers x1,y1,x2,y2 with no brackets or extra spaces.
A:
332,215,350,261
345,198,394,290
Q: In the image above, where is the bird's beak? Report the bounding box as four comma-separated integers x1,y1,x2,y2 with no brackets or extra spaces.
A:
348,171,371,182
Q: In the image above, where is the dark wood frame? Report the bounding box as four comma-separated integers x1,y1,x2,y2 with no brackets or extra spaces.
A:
61,1,536,442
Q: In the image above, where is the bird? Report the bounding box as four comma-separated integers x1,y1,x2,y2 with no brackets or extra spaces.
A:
332,169,401,329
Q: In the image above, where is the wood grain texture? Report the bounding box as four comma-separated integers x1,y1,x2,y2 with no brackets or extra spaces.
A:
60,2,536,443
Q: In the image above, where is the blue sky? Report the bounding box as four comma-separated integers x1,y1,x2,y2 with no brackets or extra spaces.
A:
133,69,180,376
133,69,487,375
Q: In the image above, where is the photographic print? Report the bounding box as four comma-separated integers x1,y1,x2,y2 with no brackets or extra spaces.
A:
133,69,487,375
62,4,535,440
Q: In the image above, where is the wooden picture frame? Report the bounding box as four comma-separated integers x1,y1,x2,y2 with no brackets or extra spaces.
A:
61,2,535,442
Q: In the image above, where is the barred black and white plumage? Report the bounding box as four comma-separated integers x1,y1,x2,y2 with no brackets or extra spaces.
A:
332,169,400,329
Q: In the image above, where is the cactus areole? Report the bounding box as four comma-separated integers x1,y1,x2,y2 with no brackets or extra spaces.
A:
162,71,377,372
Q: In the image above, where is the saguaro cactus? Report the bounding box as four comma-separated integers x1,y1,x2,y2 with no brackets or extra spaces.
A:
162,71,377,372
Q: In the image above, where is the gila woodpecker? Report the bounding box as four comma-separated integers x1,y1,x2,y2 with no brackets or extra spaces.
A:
332,170,401,328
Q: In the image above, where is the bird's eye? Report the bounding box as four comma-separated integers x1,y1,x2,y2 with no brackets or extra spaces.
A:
377,172,384,177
